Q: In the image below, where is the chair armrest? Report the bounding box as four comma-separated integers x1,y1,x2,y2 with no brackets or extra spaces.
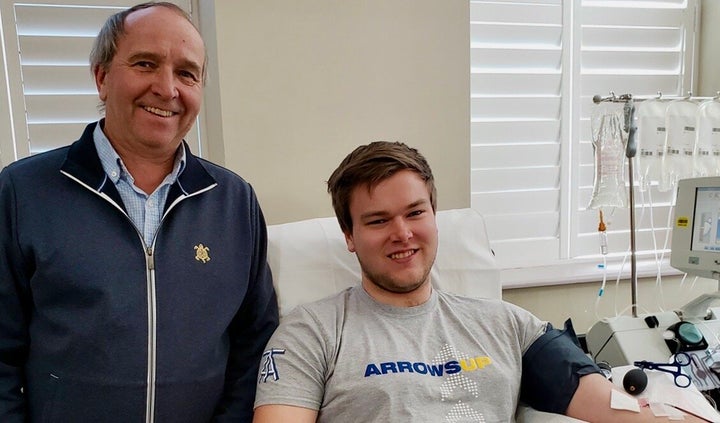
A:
516,404,588,423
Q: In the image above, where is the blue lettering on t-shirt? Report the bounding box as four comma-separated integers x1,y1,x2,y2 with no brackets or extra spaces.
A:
365,364,382,377
444,360,461,374
380,362,398,374
397,361,413,373
364,357,490,377
427,364,444,376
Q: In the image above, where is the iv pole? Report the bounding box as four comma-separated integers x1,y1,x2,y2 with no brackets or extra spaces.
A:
592,93,639,317
592,91,717,318
623,98,639,317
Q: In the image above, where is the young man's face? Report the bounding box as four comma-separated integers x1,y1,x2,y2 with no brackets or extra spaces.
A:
344,169,438,306
94,6,205,157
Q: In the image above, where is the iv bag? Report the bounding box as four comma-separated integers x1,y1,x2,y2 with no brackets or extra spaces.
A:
694,99,720,177
635,99,669,191
660,99,698,192
588,103,627,209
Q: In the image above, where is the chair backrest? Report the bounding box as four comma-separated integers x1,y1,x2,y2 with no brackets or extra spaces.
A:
266,208,501,316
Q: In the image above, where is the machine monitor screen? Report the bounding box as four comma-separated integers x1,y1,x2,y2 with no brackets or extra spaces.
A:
671,176,720,279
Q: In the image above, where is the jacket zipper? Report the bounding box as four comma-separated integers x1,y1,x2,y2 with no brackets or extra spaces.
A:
61,171,217,422
61,173,159,422
145,246,157,423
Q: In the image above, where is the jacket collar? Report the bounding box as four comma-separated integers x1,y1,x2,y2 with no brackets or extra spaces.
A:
61,121,217,203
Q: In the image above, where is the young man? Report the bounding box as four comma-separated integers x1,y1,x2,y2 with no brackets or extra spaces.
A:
253,141,706,422
0,3,278,421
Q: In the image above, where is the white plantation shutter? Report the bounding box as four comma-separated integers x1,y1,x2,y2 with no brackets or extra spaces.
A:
0,0,200,167
470,0,699,287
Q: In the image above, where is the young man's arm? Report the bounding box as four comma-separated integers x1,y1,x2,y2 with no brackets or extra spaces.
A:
567,373,709,422
251,300,330,422
521,319,713,422
253,404,318,423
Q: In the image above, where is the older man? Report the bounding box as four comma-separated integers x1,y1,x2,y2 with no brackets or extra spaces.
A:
0,3,278,421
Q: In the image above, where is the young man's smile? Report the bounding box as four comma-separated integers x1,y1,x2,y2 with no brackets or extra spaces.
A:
344,169,438,306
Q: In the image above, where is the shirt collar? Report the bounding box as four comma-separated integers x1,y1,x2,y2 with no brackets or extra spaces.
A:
92,120,187,187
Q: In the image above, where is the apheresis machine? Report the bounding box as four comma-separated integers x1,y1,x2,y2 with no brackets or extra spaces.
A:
587,176,720,395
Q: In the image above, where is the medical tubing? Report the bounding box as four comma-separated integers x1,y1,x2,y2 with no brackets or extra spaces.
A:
660,187,678,255
595,210,609,320
595,254,608,322
614,242,630,317
679,272,688,289
656,188,678,310
658,188,677,299
616,302,651,318
598,210,608,256
642,186,666,311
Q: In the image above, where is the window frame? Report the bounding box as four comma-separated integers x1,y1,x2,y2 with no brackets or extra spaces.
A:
470,0,699,288
0,0,207,167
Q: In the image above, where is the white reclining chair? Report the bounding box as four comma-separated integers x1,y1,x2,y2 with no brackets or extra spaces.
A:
266,208,585,423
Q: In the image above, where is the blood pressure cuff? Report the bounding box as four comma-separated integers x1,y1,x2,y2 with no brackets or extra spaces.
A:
520,319,601,415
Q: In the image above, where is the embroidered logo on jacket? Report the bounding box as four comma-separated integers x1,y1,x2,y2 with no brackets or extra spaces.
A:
194,244,211,263
259,348,286,382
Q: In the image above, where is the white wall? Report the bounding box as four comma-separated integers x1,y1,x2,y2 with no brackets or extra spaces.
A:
698,0,720,96
202,1,720,331
202,0,469,225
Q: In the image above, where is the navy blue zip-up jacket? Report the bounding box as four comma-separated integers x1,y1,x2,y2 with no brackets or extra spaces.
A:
0,122,279,422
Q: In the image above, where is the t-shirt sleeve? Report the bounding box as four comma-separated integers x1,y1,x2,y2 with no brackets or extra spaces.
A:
254,305,332,411
501,301,548,353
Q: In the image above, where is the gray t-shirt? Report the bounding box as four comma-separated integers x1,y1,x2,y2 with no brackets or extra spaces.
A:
255,286,546,422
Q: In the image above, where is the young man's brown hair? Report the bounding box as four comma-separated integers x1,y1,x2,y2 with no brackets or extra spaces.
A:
327,141,437,234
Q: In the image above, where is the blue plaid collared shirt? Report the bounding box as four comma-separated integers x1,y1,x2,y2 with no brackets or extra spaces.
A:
93,123,186,246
